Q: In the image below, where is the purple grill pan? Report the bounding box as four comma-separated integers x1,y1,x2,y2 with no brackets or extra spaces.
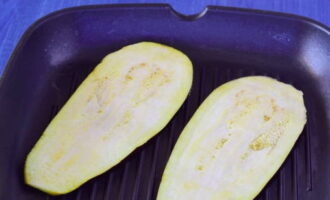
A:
0,4,329,200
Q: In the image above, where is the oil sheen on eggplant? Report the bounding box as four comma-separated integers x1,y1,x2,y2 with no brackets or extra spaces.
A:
24,42,193,195
157,76,306,200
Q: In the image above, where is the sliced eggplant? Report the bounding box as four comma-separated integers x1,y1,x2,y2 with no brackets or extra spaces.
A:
157,76,306,200
25,42,193,195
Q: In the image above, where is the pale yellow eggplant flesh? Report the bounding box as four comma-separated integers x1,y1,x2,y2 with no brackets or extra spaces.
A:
157,76,306,200
24,42,193,195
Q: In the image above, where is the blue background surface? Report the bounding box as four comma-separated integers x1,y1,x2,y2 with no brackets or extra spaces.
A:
0,0,329,76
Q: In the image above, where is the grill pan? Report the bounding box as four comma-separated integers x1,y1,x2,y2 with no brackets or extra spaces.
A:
0,4,330,200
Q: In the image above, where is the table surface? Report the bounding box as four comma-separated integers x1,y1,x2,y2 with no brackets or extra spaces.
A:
1,0,329,76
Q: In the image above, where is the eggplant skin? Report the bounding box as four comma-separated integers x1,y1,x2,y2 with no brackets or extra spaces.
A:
24,42,193,195
157,76,306,200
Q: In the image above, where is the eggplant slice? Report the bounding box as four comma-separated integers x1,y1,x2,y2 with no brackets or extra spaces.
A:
25,42,193,195
157,76,306,200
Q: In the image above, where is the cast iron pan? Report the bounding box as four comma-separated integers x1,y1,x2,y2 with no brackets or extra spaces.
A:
0,4,329,200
